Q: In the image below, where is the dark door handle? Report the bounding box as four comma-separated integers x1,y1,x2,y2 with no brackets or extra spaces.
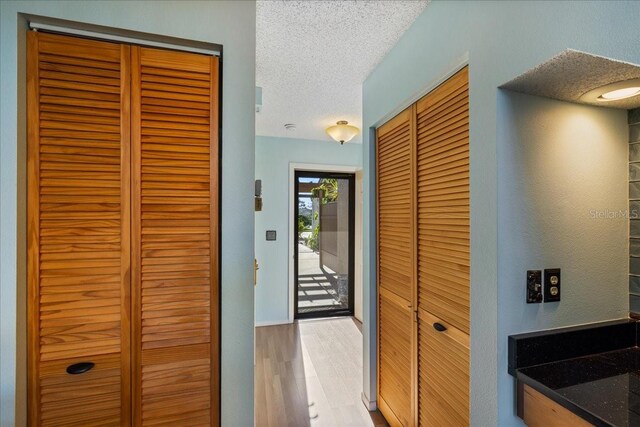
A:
66,362,95,375
433,322,447,332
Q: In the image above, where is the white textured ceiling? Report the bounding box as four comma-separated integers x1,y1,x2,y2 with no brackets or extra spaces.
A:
501,50,640,109
256,0,429,143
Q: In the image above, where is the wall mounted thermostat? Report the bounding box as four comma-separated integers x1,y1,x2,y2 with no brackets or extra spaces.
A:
266,230,276,241
544,268,561,302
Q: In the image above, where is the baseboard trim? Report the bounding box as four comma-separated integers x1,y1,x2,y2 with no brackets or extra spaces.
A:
255,319,292,327
361,392,377,411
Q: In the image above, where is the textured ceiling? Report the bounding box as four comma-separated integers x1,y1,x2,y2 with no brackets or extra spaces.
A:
501,49,640,109
256,0,429,143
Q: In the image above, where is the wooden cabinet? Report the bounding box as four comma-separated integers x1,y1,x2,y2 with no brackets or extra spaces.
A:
376,67,469,426
521,385,592,427
28,32,219,426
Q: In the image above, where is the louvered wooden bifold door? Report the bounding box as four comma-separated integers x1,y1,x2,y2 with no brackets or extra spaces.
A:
27,32,131,427
416,67,469,427
376,67,469,427
28,32,219,427
376,106,415,427
131,46,219,426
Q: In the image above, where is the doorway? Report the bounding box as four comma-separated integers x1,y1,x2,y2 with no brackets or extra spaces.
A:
294,171,355,319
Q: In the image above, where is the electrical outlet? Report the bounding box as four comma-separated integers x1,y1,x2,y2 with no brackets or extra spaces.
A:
526,270,542,303
544,268,561,302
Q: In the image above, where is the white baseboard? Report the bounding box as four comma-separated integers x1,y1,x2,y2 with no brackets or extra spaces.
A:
255,319,292,327
361,392,377,411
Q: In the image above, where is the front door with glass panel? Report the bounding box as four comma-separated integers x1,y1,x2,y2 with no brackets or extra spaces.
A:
294,171,355,319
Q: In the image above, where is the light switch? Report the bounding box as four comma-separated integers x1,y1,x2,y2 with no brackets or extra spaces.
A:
527,270,542,304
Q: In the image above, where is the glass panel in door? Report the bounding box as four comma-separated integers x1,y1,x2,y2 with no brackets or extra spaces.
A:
295,172,354,319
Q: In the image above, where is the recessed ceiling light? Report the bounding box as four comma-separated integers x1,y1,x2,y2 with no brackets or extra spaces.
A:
581,78,640,103
598,87,640,101
284,123,296,131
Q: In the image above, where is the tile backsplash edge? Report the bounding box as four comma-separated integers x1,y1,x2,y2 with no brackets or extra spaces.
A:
629,107,640,316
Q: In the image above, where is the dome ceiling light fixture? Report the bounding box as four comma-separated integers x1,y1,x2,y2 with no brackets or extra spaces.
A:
326,120,360,145
580,78,640,103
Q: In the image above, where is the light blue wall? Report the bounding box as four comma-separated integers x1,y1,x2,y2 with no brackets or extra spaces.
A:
497,91,629,417
362,1,639,425
0,2,256,426
255,136,362,324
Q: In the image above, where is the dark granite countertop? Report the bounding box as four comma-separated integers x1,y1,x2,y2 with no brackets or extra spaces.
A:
508,319,640,427
516,347,640,427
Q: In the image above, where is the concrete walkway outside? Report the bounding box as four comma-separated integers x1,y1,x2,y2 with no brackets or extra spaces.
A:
297,243,347,313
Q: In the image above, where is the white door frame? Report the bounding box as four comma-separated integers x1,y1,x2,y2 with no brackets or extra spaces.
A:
288,162,361,323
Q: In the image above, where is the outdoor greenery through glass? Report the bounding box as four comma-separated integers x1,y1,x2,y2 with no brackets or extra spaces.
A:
299,178,338,250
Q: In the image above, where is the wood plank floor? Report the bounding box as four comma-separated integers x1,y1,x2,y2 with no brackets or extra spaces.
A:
255,317,389,427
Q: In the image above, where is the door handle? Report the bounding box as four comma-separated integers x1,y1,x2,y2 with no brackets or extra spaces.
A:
254,259,259,286
66,362,95,375
433,322,447,332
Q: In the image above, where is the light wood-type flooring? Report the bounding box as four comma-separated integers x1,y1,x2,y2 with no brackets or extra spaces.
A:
255,317,388,427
